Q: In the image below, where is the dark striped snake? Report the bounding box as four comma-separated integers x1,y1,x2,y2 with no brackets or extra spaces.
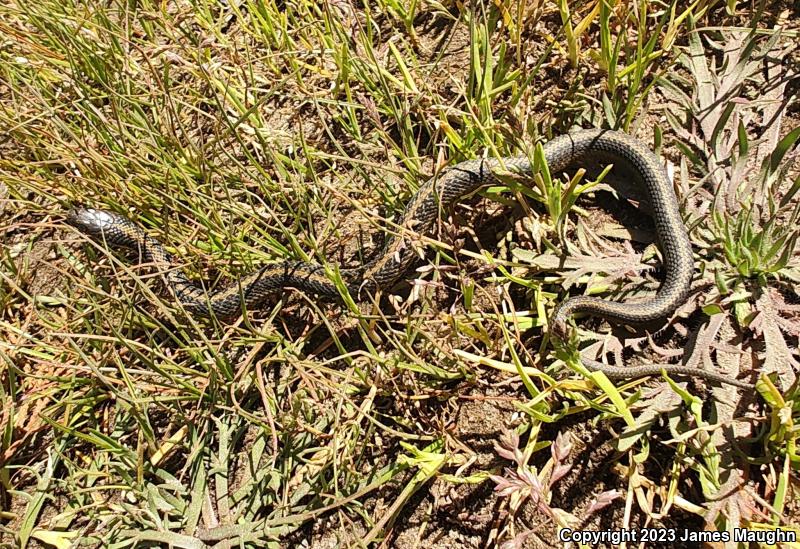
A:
66,129,753,389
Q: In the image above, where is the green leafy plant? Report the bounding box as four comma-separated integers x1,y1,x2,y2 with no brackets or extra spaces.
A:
657,19,799,533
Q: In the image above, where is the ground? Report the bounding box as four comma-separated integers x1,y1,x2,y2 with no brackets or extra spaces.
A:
0,0,799,547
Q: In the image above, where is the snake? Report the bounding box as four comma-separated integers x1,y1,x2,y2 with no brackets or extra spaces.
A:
66,129,753,389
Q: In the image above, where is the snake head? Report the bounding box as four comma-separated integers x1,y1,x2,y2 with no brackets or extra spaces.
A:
66,208,122,238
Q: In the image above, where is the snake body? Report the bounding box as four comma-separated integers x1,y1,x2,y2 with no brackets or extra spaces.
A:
67,129,752,388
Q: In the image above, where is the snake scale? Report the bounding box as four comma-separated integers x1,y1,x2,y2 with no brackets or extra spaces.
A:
66,129,753,389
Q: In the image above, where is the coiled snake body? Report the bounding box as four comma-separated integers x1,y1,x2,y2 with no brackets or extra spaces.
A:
67,129,752,388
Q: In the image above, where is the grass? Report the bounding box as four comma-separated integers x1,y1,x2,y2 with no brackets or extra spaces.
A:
1,0,799,546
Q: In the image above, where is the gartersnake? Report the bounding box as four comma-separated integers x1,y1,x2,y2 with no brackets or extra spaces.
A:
66,129,753,388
